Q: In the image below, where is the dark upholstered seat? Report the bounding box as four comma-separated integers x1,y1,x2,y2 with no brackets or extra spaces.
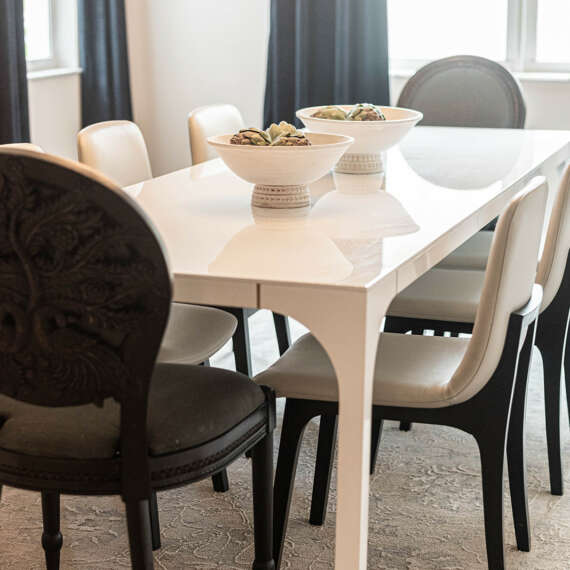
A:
0,364,265,460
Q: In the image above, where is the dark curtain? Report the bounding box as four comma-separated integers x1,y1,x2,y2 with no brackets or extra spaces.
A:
78,0,133,127
264,0,390,127
0,0,30,143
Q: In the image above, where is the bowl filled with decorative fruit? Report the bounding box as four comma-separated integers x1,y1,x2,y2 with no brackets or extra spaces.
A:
296,104,422,174
208,121,353,208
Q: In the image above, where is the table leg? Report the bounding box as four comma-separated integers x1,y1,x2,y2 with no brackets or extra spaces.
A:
261,283,391,570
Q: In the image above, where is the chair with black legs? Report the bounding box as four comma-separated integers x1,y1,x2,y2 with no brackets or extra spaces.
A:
188,104,292,370
0,148,275,570
384,164,570,496
77,120,242,498
255,177,548,569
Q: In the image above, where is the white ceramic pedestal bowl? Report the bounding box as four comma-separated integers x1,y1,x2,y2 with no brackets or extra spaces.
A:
208,132,353,208
296,105,423,174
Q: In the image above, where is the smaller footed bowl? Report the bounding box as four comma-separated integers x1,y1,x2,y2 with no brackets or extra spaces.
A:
208,132,353,208
296,105,423,174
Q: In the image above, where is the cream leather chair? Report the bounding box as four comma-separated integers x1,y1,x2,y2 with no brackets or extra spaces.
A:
78,121,153,187
187,104,292,372
386,164,570,497
77,121,239,499
255,178,547,569
188,104,244,165
0,143,44,153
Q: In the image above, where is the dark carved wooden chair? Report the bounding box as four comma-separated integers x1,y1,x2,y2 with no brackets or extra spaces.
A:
255,179,547,569
0,149,275,570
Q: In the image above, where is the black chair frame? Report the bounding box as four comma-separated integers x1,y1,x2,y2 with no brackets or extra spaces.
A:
273,287,541,570
384,250,570,496
0,151,276,570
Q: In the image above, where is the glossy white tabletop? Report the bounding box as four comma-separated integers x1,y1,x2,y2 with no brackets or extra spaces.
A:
128,127,569,297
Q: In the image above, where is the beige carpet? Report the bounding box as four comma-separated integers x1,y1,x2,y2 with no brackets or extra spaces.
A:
0,310,568,569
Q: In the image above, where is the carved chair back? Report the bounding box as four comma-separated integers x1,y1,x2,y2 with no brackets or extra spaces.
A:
0,149,172,488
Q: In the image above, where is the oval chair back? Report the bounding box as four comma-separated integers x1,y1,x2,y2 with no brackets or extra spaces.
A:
536,164,570,310
397,55,526,129
188,104,244,165
0,147,172,484
0,143,44,153
77,120,153,187
447,177,547,403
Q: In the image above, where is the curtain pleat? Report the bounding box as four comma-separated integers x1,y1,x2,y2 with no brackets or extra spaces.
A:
78,0,133,127
264,0,390,127
0,0,30,144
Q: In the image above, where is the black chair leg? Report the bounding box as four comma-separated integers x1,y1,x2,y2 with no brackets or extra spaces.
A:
399,421,412,431
273,401,313,569
566,329,570,428
149,491,161,551
506,324,535,552
125,498,154,569
541,340,565,495
251,433,275,570
370,417,384,475
233,309,253,376
273,313,291,356
212,470,230,492
309,414,338,526
41,491,62,570
477,435,507,570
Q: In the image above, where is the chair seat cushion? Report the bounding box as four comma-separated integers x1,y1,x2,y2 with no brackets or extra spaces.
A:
437,231,493,270
387,268,484,323
255,332,469,408
157,303,237,365
0,364,265,460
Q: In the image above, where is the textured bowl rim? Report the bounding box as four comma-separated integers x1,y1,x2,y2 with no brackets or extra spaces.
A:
296,105,423,126
207,132,354,151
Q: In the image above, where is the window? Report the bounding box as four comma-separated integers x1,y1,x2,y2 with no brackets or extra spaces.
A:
388,0,570,73
24,0,55,71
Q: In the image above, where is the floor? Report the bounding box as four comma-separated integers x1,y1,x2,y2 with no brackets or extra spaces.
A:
0,310,568,569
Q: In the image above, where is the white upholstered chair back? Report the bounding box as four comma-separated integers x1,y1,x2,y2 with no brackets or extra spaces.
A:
0,143,44,153
77,120,152,187
447,177,547,403
536,164,570,311
188,104,244,165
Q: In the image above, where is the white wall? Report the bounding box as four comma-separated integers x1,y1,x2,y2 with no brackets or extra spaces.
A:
125,0,270,176
28,72,81,159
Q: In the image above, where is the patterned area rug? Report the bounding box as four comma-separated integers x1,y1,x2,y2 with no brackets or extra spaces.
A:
0,311,568,569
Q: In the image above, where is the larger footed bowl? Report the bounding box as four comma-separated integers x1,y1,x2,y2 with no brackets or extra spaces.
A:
208,132,353,208
296,105,422,174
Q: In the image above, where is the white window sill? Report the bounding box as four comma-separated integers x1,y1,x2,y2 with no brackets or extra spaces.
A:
390,68,570,84
27,67,82,81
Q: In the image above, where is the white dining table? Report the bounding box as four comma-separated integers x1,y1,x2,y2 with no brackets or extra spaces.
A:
127,126,570,569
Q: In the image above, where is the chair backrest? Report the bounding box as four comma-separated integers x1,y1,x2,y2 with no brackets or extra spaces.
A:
188,104,244,165
0,143,44,153
536,163,570,310
77,120,153,187
448,177,547,403
397,55,526,129
0,148,172,409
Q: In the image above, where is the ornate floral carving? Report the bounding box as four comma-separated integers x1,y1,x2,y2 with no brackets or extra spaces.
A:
0,156,169,407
